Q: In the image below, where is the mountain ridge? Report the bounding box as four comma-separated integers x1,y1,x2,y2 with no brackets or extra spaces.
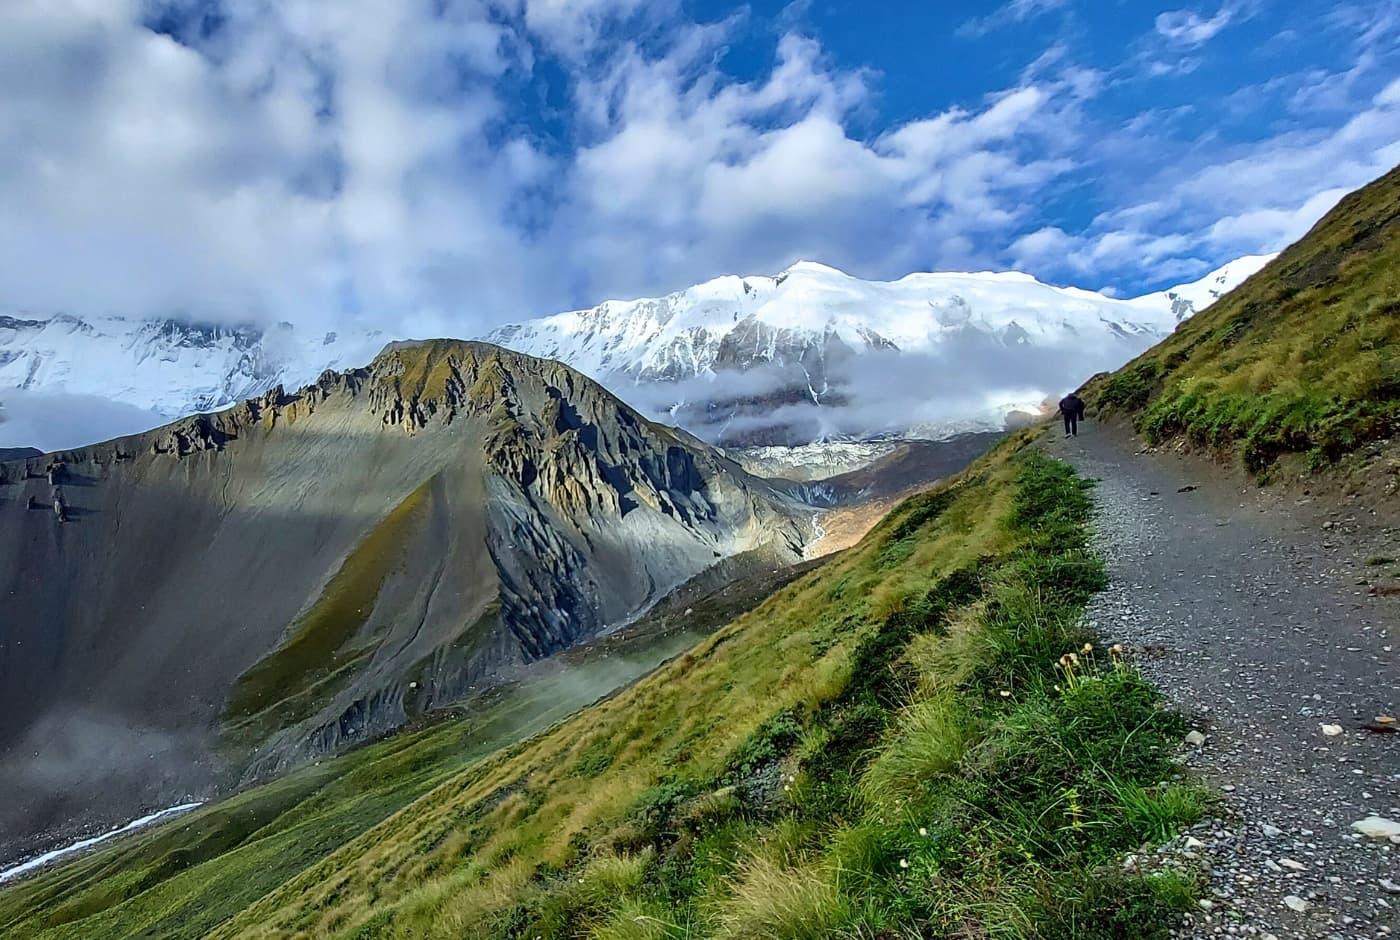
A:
0,256,1274,451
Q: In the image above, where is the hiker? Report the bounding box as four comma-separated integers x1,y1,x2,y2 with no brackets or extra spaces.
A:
1058,393,1086,437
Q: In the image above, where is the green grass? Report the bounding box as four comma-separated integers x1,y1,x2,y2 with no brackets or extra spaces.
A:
1090,162,1400,473
0,437,1203,938
0,618,718,940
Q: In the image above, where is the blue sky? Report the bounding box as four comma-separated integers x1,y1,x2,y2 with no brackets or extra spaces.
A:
0,0,1397,332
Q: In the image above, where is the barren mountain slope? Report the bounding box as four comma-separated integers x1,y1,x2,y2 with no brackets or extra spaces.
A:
0,340,810,862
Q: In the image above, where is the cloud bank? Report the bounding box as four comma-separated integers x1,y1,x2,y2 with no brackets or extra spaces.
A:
0,0,1396,340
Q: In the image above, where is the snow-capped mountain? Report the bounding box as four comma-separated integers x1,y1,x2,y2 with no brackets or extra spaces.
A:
0,315,389,450
485,256,1274,443
0,255,1275,450
0,314,388,413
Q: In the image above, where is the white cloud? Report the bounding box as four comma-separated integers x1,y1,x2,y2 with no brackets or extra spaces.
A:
1155,6,1236,47
1376,77,1400,108
545,29,1088,298
1204,187,1350,246
0,3,1100,334
958,0,1070,39
1011,73,1400,288
0,0,548,333
523,0,662,61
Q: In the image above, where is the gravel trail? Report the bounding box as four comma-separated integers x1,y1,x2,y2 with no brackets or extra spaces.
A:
1047,425,1399,940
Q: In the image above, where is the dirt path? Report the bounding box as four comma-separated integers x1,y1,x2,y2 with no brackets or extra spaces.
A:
1046,424,1399,940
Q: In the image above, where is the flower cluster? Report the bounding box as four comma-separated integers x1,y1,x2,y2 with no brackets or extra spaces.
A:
1055,641,1127,690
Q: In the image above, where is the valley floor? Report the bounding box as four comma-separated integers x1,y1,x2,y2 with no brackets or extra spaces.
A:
1048,424,1400,939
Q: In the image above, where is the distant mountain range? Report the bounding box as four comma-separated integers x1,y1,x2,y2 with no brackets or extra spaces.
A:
0,255,1274,450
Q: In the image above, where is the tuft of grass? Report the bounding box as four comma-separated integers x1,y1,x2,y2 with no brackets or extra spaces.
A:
858,694,971,814
713,855,849,940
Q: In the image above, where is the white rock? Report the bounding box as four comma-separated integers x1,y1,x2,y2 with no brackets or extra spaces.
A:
1283,895,1309,913
1320,723,1343,736
1185,836,1205,849
1185,730,1207,746
1278,858,1307,871
1351,816,1400,840
1261,823,1283,838
1381,878,1400,894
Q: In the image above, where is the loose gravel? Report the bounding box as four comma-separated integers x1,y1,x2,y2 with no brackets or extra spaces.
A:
1048,427,1399,939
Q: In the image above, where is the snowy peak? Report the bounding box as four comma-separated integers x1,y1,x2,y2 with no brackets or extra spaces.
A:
1136,254,1277,321
481,254,1276,444
483,256,1258,383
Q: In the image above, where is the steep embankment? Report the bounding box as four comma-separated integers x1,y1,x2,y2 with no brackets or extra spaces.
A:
1090,163,1400,474
0,435,1209,939
0,340,810,864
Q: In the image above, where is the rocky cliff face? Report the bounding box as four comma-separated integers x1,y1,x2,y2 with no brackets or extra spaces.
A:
0,340,810,862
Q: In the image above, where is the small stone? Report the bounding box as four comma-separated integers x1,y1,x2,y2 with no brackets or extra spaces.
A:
1350,816,1400,840
1283,895,1309,913
1382,879,1400,894
1320,723,1343,736
1185,730,1207,746
1261,823,1283,838
1185,836,1206,849
1278,858,1306,871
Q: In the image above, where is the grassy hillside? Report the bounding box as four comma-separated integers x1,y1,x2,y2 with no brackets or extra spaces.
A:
1,432,1205,938
1091,162,1400,473
0,598,741,939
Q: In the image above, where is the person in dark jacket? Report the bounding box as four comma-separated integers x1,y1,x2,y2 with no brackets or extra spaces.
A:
1059,393,1086,437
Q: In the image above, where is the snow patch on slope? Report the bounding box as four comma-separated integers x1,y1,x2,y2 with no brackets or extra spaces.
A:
0,802,201,884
